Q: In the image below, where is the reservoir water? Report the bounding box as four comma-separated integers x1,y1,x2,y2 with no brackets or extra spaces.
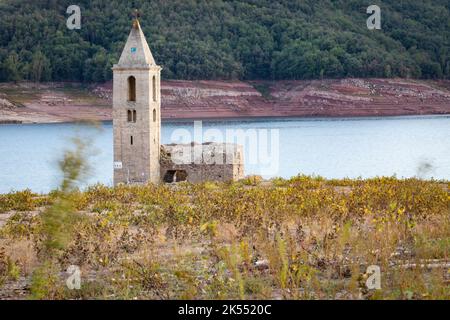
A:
0,115,449,194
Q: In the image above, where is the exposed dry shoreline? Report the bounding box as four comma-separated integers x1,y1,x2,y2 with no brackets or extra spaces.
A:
1,78,449,124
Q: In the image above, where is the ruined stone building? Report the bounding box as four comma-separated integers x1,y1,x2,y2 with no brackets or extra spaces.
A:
113,18,244,185
161,143,244,183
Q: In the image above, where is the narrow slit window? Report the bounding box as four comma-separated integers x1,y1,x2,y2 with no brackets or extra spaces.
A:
127,110,132,122
130,135,134,145
133,110,137,123
152,75,156,102
128,76,136,102
153,109,156,122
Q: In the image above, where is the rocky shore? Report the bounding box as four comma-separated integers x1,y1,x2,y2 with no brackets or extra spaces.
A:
1,78,449,124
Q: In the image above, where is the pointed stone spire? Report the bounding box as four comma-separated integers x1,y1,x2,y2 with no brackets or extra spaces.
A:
116,14,156,68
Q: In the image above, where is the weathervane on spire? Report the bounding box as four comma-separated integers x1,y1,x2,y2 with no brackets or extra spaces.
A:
132,9,141,28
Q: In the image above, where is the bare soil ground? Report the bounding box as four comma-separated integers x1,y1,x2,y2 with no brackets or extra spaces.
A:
0,82,110,124
1,79,449,124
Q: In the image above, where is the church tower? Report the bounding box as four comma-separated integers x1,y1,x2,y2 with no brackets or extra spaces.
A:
112,17,161,185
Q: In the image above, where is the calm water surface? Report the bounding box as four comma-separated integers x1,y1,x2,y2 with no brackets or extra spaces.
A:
0,116,449,193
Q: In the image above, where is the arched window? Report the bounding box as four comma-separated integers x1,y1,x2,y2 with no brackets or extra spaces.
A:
128,76,136,102
127,109,137,123
153,109,156,122
152,75,156,102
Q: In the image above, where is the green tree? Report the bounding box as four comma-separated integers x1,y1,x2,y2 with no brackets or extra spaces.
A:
0,0,448,82
3,52,21,82
31,50,52,82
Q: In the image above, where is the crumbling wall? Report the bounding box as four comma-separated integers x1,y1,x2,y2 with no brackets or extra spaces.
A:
160,142,244,183
160,163,236,183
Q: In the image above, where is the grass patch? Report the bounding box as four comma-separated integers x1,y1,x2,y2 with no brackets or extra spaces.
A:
0,176,448,300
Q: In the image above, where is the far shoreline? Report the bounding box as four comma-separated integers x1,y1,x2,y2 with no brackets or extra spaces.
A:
1,78,450,125
2,113,450,126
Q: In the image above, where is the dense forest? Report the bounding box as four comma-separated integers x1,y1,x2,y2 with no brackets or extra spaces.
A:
0,0,448,82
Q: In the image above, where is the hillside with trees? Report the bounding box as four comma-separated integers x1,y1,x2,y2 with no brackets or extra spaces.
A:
0,0,448,82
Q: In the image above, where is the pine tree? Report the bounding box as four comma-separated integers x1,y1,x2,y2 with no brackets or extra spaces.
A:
31,50,51,82
3,52,21,82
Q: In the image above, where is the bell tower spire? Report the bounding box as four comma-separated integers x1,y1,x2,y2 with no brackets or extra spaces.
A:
112,13,162,185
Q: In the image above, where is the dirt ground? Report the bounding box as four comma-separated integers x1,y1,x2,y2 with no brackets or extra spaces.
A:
1,79,449,124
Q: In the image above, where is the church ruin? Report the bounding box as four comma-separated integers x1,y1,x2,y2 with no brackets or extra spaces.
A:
112,18,244,185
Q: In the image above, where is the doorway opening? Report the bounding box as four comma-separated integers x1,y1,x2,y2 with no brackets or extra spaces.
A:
163,170,188,183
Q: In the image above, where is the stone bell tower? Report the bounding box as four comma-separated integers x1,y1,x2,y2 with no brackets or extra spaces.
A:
112,17,161,185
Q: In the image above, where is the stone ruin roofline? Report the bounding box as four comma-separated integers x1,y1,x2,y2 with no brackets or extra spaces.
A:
160,142,243,166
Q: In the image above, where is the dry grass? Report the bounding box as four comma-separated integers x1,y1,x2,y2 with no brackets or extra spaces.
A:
0,176,448,300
